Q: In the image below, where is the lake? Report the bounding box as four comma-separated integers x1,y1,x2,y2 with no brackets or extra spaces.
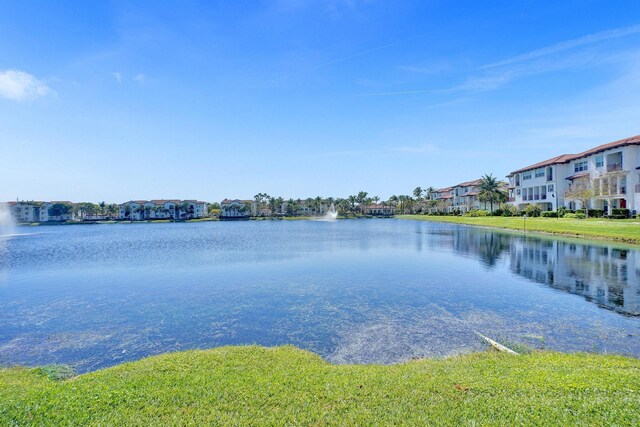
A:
1,219,639,372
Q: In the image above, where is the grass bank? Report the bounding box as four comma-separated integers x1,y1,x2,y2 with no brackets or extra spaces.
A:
400,214,640,244
1,346,638,425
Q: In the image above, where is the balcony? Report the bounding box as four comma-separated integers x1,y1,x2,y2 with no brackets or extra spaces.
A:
607,163,622,172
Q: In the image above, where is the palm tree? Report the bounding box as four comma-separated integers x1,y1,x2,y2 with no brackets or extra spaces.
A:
478,173,505,213
356,191,368,214
413,187,423,200
347,195,357,213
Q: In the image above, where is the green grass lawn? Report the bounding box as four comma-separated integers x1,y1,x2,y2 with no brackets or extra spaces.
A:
400,215,640,244
1,346,638,425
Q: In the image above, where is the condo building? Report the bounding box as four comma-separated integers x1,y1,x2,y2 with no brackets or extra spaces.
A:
507,135,640,214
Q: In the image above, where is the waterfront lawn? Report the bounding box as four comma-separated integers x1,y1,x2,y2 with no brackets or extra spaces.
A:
400,215,640,244
1,346,639,425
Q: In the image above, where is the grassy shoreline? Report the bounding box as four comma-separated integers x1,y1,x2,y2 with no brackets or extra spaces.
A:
400,214,640,244
1,346,638,425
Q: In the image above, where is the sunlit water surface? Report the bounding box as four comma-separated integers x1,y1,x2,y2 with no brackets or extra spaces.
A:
1,220,638,372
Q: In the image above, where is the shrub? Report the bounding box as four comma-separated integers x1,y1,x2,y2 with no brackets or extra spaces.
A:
492,209,504,217
541,211,557,218
574,213,586,219
564,213,577,219
557,206,566,218
464,209,489,217
502,205,519,217
524,204,542,217
587,209,604,218
611,208,630,218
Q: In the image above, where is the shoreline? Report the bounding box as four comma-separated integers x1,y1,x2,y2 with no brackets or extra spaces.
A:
399,214,640,245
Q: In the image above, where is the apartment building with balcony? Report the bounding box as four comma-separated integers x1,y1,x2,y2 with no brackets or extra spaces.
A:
507,135,640,214
428,178,507,213
118,199,208,220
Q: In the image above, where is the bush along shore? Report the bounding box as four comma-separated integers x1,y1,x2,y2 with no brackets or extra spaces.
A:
1,346,639,426
400,214,640,244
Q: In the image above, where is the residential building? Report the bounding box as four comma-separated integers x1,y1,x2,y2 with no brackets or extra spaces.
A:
364,204,395,216
8,202,41,222
507,135,640,214
39,202,73,222
220,199,253,219
427,178,507,214
426,187,453,213
118,199,208,220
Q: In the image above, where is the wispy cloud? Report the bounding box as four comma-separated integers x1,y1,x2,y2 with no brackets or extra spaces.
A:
482,24,640,69
0,69,54,101
396,61,452,75
133,73,146,85
112,72,122,83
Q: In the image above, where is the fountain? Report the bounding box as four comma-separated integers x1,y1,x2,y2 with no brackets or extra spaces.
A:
0,203,16,237
316,203,338,221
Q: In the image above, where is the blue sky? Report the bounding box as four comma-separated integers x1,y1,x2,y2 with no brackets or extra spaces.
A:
1,0,640,203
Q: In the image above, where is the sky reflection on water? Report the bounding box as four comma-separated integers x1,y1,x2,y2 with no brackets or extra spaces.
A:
0,220,638,372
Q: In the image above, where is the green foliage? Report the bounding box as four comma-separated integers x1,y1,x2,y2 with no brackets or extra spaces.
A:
541,211,557,218
502,205,519,217
36,365,76,381
574,212,586,219
524,203,542,217
1,346,639,425
557,205,566,218
612,208,630,218
463,209,488,217
587,209,604,218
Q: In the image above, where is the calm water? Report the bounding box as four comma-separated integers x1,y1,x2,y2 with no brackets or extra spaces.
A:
1,219,639,372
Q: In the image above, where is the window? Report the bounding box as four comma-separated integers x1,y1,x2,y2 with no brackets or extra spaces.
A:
535,169,545,178
595,156,604,168
548,184,554,191
574,161,588,172
516,189,521,195
522,171,532,180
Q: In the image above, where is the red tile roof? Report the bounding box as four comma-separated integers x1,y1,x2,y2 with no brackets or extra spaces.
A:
509,154,574,175
454,179,483,188
509,135,640,175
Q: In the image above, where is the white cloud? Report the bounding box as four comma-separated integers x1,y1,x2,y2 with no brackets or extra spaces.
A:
0,69,54,101
133,73,146,84
112,72,122,83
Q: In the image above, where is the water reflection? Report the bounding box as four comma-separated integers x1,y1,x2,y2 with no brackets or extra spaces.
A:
422,225,640,316
508,236,639,316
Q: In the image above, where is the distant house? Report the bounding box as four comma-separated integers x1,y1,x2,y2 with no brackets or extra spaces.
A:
40,201,74,222
149,200,180,219
220,199,253,219
427,179,507,214
426,187,454,214
179,200,208,219
8,202,42,222
364,204,395,216
118,199,208,220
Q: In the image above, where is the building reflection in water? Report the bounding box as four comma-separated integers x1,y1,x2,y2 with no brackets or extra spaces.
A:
428,226,640,316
